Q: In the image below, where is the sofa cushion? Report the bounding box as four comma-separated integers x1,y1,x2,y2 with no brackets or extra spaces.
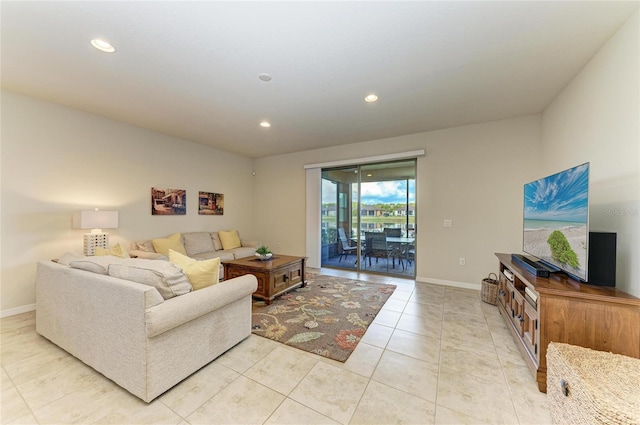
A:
191,251,235,262
152,233,187,257
69,255,125,274
169,249,220,290
95,243,130,258
57,252,86,266
182,232,215,256
219,230,241,250
136,240,155,252
108,259,192,299
229,246,258,259
211,232,223,251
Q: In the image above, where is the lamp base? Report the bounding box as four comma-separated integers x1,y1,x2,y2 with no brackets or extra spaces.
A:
84,233,108,256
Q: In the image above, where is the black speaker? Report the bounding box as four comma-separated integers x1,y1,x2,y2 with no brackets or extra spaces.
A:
587,232,616,287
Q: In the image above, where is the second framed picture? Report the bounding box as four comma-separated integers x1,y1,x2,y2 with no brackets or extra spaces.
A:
199,191,224,215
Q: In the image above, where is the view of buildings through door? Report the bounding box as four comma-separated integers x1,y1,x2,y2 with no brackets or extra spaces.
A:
321,160,416,278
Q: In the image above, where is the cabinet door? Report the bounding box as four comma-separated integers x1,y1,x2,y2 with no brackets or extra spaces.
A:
287,262,304,286
271,268,290,293
509,285,525,335
523,301,539,361
498,273,510,309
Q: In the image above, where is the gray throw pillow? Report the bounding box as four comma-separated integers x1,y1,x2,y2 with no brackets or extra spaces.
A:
108,259,192,299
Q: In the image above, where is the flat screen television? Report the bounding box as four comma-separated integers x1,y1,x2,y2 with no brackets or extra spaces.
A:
523,163,589,281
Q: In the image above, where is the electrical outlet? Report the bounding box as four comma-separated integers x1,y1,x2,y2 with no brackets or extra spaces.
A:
459,257,466,266
444,219,453,227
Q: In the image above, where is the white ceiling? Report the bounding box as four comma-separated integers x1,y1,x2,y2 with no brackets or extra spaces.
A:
2,1,637,158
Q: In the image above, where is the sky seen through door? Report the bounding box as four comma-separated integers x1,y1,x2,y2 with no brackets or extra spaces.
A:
322,180,415,205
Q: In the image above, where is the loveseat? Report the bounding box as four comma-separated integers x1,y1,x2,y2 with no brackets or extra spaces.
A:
35,257,258,402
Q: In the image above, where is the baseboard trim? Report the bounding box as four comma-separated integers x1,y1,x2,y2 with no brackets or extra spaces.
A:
416,276,480,291
1,304,36,318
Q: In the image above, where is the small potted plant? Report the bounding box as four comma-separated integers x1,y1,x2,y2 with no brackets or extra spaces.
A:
255,245,273,260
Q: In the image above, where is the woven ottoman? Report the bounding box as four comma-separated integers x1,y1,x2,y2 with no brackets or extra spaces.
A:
547,342,640,424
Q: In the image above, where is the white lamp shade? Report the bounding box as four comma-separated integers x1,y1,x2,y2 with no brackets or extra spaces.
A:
73,210,119,231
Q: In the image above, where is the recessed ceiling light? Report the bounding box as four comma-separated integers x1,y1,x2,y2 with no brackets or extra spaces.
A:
258,73,272,82
364,94,378,103
90,39,115,53
260,121,271,128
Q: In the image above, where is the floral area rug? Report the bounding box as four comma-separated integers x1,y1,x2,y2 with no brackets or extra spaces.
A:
251,274,396,362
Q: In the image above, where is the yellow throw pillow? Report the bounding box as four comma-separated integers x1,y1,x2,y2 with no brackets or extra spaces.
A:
94,243,130,258
169,249,219,290
152,233,187,257
218,230,241,250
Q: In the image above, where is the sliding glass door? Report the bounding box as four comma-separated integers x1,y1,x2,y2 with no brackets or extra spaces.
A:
321,160,416,278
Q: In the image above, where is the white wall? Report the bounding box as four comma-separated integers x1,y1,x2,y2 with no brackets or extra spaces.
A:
253,115,542,288
542,11,639,296
0,91,256,315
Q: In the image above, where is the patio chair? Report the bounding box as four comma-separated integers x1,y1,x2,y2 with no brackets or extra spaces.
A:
383,228,402,237
363,232,394,270
406,244,415,265
338,228,357,262
383,228,405,269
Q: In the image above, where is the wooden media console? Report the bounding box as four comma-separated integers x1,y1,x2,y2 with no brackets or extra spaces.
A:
495,253,640,392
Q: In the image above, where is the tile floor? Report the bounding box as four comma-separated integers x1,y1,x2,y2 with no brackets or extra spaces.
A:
1,268,552,425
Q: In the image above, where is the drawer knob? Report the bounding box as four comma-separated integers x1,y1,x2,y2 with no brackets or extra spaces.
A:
561,379,570,397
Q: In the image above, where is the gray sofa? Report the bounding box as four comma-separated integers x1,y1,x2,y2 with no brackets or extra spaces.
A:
129,231,260,278
128,231,261,261
35,259,257,402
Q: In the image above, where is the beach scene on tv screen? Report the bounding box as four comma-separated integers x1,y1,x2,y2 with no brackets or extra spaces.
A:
523,163,589,280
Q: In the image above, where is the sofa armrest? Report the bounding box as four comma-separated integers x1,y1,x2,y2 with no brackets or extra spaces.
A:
241,240,260,248
145,274,257,338
35,260,165,401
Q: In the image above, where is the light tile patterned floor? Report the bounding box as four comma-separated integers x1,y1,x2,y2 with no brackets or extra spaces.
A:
1,268,552,425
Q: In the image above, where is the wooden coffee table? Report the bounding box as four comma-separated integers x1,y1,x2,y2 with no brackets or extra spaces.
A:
222,254,307,304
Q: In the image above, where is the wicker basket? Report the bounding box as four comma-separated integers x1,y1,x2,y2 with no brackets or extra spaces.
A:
481,272,499,305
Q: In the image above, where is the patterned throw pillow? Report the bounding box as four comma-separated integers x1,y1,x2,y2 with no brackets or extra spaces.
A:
95,243,130,258
136,240,155,252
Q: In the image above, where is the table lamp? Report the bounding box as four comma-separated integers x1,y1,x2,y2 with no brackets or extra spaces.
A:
72,209,119,255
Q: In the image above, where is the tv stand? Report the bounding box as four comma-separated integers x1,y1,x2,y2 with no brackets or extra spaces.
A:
495,253,640,392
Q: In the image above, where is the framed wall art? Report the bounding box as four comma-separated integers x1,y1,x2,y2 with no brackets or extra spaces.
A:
151,188,186,215
199,191,224,215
